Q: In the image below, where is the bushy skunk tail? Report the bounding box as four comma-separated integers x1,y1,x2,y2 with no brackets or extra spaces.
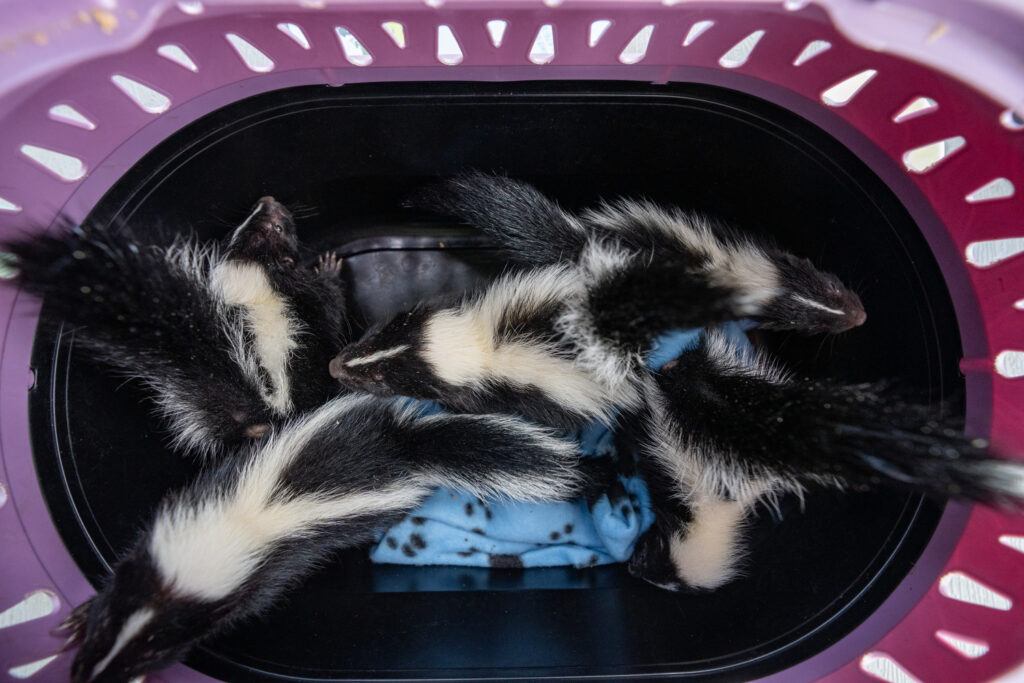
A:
407,171,588,266
651,330,1024,509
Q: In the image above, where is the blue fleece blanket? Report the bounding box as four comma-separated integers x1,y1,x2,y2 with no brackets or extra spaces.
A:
370,324,749,569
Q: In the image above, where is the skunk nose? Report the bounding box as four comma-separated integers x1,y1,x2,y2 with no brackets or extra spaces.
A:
849,308,867,327
329,356,348,380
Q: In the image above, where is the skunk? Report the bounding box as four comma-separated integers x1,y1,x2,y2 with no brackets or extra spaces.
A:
5,197,350,456
330,176,865,428
409,172,867,338
60,394,593,683
628,329,1024,591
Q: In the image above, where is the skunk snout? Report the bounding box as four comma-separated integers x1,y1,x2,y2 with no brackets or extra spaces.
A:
328,355,349,381
836,292,867,332
251,196,294,232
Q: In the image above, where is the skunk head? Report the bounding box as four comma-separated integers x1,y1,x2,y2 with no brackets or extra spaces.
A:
760,252,866,334
225,196,300,266
329,308,444,400
68,552,213,683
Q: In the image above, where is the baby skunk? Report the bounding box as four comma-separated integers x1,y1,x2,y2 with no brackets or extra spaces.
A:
628,329,1024,591
60,395,591,683
5,197,349,456
331,175,864,428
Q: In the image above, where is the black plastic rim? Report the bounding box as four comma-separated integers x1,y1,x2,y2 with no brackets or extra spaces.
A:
29,81,959,681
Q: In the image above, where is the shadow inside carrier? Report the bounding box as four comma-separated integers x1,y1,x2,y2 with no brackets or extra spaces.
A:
30,82,960,680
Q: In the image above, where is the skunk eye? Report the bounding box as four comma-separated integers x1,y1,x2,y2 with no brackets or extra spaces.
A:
272,223,283,233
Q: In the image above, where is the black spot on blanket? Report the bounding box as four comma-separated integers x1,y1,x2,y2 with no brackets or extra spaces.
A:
489,554,524,569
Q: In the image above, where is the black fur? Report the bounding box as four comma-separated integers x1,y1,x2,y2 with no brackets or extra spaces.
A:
67,396,590,682
654,331,1024,508
5,198,351,456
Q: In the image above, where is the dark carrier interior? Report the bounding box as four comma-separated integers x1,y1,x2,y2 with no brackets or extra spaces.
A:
29,82,959,680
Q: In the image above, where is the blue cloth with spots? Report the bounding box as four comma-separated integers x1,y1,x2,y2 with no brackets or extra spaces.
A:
370,324,750,569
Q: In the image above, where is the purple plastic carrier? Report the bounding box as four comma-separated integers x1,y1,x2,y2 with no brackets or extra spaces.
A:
1,1,1024,681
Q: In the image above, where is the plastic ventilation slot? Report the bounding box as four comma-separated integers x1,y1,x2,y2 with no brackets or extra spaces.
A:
48,104,95,130
0,196,22,213
336,27,372,66
902,135,965,173
821,69,877,106
381,22,406,49
424,0,444,9
793,39,830,66
1002,109,1024,131
0,481,6,505
784,0,811,9
965,237,1024,268
225,34,274,73
1015,300,1024,311
619,25,654,65
436,26,463,65
935,630,989,659
176,0,203,14
995,351,1024,379
939,571,1012,609
860,652,921,683
683,20,713,47
0,590,59,630
893,96,938,123
300,0,326,7
966,177,1014,203
110,75,171,114
486,20,508,48
589,20,611,48
529,25,555,65
719,30,764,68
1000,534,1024,552
278,23,311,50
157,44,198,72
20,144,86,181
8,656,58,679
543,0,562,7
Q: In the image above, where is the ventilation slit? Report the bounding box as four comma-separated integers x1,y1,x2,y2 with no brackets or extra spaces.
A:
277,23,311,50
8,656,59,679
0,197,18,214
1001,109,1024,131
935,630,989,659
966,178,1014,203
381,22,406,49
20,144,87,181
336,27,373,66
437,25,463,65
683,20,713,46
157,44,198,71
589,20,611,47
999,534,1024,552
486,20,508,48
529,25,555,64
902,135,965,173
719,30,765,69
110,75,171,113
176,0,203,14
619,25,654,64
893,96,937,122
966,237,1024,268
225,33,274,73
938,571,1012,609
860,652,921,683
995,351,1024,378
793,39,830,66
48,104,96,130
821,69,877,106
0,591,60,630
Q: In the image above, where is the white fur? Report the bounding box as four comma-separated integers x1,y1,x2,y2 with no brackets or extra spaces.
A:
791,294,843,316
89,607,154,680
345,345,410,366
421,267,615,422
582,199,781,312
149,396,430,601
669,497,747,590
212,261,299,415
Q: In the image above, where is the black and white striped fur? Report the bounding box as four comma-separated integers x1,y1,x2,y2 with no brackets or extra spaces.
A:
6,197,349,456
410,172,867,338
629,329,1024,591
60,395,591,683
330,175,866,427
